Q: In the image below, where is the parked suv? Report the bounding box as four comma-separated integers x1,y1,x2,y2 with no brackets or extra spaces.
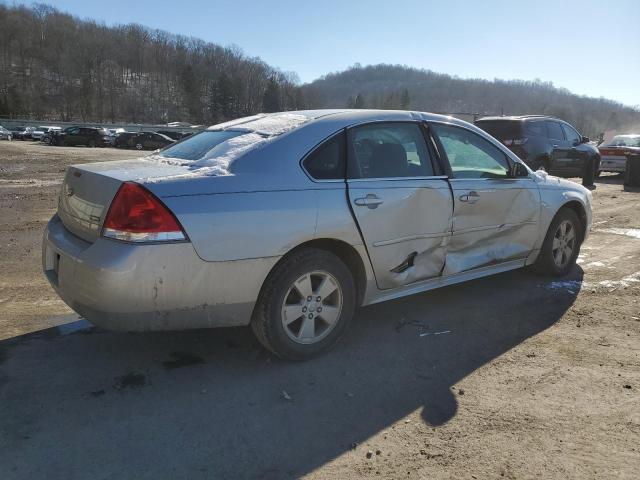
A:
49,127,110,147
475,116,600,178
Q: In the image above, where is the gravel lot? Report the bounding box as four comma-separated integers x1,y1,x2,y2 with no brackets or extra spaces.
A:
1,141,639,479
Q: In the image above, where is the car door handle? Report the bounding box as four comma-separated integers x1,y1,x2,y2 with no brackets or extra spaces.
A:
354,194,384,209
459,191,480,204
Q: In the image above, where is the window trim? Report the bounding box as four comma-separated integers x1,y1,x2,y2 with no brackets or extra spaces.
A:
560,122,581,145
345,120,443,181
299,129,347,183
427,121,521,181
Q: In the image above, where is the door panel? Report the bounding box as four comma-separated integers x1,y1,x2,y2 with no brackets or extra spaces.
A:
546,121,573,173
348,179,453,289
429,122,541,275
445,178,540,275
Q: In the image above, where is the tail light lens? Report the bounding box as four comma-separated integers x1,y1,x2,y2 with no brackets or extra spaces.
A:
102,182,187,242
503,138,528,146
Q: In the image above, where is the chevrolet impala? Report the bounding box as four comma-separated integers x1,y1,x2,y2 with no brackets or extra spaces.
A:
43,110,592,359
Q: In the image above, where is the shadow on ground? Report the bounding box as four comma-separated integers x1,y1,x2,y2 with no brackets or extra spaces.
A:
0,268,582,479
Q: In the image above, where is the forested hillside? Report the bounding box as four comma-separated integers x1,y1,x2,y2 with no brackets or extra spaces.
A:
302,64,640,137
0,3,303,124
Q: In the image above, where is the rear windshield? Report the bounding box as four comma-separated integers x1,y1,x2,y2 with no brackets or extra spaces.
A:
159,130,247,161
474,120,522,140
603,136,640,147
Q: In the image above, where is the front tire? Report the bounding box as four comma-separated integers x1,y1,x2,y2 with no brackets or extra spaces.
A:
532,208,583,276
135,143,144,150
251,248,356,360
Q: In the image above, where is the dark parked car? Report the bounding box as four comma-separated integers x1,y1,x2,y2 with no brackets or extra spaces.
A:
113,131,138,148
475,116,600,178
11,126,36,140
155,130,191,141
49,127,110,147
130,132,175,150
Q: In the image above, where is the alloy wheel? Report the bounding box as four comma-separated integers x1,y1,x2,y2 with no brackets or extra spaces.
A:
281,270,343,345
552,220,576,269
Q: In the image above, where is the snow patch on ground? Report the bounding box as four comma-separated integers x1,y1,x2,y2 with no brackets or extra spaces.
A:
0,178,61,188
545,280,584,293
595,228,640,239
586,261,606,267
597,271,640,288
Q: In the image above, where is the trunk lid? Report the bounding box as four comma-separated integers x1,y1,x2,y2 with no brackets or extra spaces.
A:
58,158,191,243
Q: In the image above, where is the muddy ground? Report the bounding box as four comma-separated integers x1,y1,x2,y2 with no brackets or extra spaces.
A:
0,141,638,479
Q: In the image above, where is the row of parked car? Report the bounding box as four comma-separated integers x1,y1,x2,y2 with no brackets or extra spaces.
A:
0,124,194,150
2,117,638,175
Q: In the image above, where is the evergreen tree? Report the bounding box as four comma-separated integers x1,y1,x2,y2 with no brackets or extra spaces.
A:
262,78,281,112
400,88,410,109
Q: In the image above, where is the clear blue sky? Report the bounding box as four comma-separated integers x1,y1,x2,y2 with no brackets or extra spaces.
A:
22,0,640,106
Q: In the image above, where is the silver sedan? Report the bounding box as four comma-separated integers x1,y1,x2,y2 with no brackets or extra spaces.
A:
43,110,592,359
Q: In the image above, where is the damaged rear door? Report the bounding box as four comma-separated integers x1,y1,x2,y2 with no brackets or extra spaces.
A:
346,122,453,289
430,122,540,275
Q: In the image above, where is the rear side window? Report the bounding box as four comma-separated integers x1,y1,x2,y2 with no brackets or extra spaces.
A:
347,123,434,179
525,121,546,137
474,120,522,141
431,123,510,179
303,133,345,180
546,122,565,141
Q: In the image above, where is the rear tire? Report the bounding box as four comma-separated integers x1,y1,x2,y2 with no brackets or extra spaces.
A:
531,208,583,276
251,248,356,360
135,143,143,150
88,139,96,148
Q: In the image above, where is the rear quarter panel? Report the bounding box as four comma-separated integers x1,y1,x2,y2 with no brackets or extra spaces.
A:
162,184,363,262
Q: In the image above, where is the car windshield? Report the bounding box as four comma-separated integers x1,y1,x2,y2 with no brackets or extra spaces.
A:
474,120,522,140
603,136,640,147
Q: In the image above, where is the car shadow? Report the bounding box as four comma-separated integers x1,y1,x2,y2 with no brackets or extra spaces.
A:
0,267,583,479
595,172,625,185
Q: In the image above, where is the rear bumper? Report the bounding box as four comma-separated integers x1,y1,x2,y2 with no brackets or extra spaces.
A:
600,156,627,173
42,215,279,331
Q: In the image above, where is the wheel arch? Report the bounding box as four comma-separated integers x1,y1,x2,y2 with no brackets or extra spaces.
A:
260,238,368,307
560,200,588,240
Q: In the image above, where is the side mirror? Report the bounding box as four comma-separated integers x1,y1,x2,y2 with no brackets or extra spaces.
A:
581,136,590,143
510,162,529,178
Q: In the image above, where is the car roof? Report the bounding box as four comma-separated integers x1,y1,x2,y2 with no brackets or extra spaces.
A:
206,109,477,135
476,115,558,122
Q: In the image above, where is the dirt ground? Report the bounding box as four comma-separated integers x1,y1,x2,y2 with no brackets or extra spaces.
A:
0,141,638,479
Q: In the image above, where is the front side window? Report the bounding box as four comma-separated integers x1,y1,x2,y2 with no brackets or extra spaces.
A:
561,124,581,145
546,121,565,141
303,133,345,180
431,124,510,179
347,123,434,179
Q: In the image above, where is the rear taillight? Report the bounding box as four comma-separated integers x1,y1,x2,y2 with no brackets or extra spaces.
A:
503,138,528,146
102,182,186,242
